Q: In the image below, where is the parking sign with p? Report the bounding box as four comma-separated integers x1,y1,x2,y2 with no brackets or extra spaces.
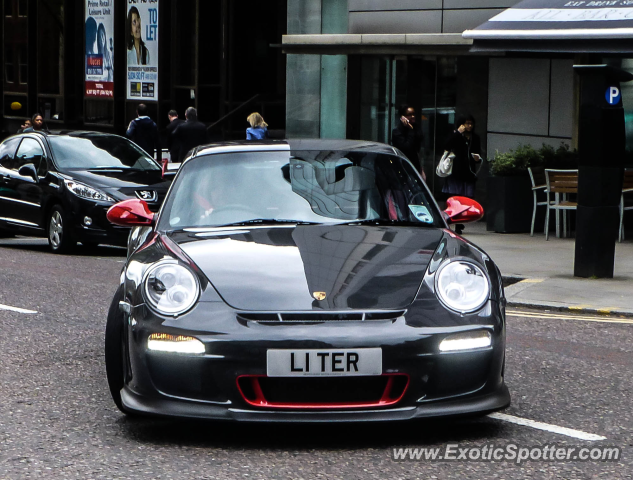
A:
606,86,621,105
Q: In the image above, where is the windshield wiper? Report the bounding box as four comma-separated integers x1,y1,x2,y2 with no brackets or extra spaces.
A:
87,166,132,171
211,218,323,228
343,219,434,227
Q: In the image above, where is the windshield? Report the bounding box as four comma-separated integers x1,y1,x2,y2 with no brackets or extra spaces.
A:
158,150,443,230
48,134,160,171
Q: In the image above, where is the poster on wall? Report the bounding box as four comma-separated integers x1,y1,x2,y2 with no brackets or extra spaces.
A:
85,0,114,97
126,0,159,101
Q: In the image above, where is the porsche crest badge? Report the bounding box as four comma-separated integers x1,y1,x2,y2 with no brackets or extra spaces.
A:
312,291,326,301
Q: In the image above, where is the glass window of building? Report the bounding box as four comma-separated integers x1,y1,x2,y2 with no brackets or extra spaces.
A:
3,0,28,118
37,0,64,121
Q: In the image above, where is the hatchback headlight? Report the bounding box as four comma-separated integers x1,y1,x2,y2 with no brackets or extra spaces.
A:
143,261,200,316
64,179,114,202
435,260,490,313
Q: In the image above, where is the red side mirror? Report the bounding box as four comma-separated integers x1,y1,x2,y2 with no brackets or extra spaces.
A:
444,196,484,224
106,199,155,227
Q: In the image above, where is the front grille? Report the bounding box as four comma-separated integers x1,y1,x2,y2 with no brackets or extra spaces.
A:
237,374,409,409
237,311,406,324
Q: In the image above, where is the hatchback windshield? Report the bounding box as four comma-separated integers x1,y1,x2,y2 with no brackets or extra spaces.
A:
48,134,160,170
158,150,442,230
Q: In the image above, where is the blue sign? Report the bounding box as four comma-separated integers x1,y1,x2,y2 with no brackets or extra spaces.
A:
606,86,621,105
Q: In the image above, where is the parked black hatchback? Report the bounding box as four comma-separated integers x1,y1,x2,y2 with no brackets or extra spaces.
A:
0,131,170,253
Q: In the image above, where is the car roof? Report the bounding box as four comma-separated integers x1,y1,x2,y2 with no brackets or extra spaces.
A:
193,139,400,159
38,130,121,138
3,130,125,143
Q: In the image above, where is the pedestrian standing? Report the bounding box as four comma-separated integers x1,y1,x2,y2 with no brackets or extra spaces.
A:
126,104,160,159
162,109,184,163
442,114,482,234
391,105,426,181
23,113,50,133
246,112,269,140
17,119,31,133
172,107,209,162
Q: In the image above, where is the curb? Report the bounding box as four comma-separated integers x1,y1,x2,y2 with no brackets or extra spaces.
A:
506,300,633,319
502,276,633,319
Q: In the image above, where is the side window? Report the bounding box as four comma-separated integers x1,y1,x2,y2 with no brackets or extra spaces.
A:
0,138,22,171
15,138,46,176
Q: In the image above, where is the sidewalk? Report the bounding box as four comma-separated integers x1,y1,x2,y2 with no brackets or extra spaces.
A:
462,221,633,317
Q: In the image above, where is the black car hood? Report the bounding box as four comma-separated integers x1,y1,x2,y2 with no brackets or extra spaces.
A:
175,225,444,311
63,168,167,189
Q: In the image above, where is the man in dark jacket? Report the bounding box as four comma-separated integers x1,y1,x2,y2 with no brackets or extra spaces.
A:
392,105,425,181
126,104,160,159
172,107,209,162
162,109,184,162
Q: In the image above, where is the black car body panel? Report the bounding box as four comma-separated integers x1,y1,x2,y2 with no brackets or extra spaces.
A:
109,140,510,421
173,225,444,311
0,131,170,247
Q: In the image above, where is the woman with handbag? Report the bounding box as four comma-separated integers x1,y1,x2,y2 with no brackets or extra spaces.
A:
442,115,482,199
441,115,482,234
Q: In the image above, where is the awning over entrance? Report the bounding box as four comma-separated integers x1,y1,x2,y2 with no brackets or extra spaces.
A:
282,34,472,55
463,0,633,53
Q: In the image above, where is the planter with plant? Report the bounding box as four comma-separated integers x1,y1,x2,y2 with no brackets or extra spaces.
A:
486,143,578,233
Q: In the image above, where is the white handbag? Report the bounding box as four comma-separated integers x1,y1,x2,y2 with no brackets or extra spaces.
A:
436,150,455,178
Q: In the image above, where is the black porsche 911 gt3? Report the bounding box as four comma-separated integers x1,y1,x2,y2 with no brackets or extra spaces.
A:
105,139,510,422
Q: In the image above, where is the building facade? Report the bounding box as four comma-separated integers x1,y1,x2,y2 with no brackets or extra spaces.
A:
0,0,287,139
283,0,585,199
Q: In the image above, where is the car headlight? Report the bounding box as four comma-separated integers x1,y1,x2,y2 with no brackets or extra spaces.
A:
435,260,490,313
64,179,114,202
143,261,200,316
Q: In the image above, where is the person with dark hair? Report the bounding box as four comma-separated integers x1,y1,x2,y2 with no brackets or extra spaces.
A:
17,119,31,133
126,7,150,65
85,17,97,55
23,113,49,133
391,104,425,181
97,23,113,82
126,104,160,159
442,114,482,234
172,107,209,162
162,109,184,162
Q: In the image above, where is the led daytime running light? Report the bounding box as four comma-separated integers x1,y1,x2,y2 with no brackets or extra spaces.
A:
147,333,205,354
439,331,492,352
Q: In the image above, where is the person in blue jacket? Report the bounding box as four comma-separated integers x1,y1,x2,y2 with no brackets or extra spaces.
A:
246,112,268,140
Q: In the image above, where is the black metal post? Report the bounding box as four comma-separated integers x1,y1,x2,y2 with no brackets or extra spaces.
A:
573,65,633,278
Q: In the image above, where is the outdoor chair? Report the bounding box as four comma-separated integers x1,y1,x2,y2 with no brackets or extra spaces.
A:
544,169,578,241
620,169,633,242
528,166,547,236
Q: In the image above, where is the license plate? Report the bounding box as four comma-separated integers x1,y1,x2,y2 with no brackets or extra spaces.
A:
266,348,382,377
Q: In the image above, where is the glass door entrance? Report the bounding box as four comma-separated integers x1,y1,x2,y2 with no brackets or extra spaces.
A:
358,56,457,196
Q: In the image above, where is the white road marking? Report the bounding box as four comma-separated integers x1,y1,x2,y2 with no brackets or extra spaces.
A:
489,412,606,441
0,303,37,314
508,310,633,325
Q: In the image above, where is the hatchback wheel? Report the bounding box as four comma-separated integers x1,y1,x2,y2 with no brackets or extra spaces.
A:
48,205,76,253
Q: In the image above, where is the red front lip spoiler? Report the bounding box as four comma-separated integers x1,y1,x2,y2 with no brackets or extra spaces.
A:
236,374,410,410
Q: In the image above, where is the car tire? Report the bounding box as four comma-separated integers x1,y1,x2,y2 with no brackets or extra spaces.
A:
105,285,134,415
47,205,76,254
